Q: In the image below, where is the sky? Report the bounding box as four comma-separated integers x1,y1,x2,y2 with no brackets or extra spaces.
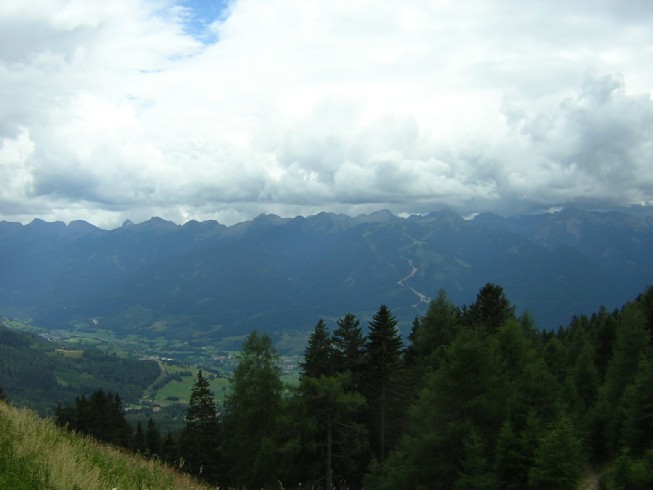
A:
1,0,652,228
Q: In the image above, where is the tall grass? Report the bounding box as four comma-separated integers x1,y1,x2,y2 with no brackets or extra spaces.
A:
0,401,214,489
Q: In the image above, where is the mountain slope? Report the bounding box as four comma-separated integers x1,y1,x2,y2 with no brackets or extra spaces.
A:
0,401,209,490
1,208,651,338
0,324,159,413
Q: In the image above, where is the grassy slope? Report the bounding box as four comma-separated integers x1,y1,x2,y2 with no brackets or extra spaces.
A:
0,401,213,490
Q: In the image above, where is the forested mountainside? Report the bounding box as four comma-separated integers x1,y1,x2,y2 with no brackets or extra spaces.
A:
1,208,652,340
170,284,653,489
0,325,159,413
19,283,652,489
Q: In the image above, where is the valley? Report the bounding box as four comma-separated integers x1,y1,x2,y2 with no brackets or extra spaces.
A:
2,318,301,415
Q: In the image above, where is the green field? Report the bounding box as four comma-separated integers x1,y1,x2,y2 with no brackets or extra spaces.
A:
4,318,304,413
54,348,85,359
142,364,231,407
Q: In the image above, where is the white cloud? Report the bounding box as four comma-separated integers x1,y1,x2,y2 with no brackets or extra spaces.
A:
1,0,652,227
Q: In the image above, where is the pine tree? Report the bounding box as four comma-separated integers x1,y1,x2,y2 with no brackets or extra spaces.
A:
416,289,462,362
179,370,220,483
161,431,179,467
455,428,497,490
331,312,369,485
365,304,404,464
300,373,366,489
132,421,146,454
301,319,334,378
332,312,366,377
620,357,653,456
222,331,283,489
146,418,161,457
465,283,515,332
527,414,583,490
495,422,529,490
381,328,505,488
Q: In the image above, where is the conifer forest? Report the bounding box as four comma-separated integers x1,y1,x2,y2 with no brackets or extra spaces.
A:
45,283,653,489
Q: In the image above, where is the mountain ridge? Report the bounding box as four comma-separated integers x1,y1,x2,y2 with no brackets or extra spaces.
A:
1,208,652,339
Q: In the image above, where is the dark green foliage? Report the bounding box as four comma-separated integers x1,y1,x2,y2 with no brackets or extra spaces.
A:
161,432,179,466
301,319,334,378
298,373,366,489
133,421,146,454
0,324,160,413
619,358,653,456
455,429,497,490
609,448,653,489
54,388,132,448
414,290,462,366
464,282,515,332
380,326,505,489
573,341,600,409
179,370,220,482
495,422,530,490
222,331,283,489
15,282,653,488
145,418,161,457
0,385,6,403
527,414,584,489
377,284,653,488
332,312,366,378
364,304,405,464
594,309,618,382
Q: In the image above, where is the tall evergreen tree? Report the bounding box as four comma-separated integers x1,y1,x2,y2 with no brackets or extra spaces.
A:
620,357,653,456
133,421,146,454
331,312,369,485
300,373,366,490
179,370,220,483
365,304,405,464
527,414,583,490
146,418,162,457
465,283,515,332
301,319,334,378
381,328,505,489
417,290,462,360
161,431,179,467
54,389,132,449
222,331,283,489
332,313,366,378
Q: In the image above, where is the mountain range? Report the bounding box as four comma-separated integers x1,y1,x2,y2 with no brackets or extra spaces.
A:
1,207,652,341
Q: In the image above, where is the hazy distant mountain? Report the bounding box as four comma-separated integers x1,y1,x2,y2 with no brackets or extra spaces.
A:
1,208,652,339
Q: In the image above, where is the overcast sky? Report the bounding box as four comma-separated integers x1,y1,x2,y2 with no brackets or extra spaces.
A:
1,0,652,228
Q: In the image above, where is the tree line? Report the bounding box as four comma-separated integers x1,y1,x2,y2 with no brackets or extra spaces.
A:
45,282,653,488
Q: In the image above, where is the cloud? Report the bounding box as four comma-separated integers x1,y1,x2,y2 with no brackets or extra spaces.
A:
1,0,652,228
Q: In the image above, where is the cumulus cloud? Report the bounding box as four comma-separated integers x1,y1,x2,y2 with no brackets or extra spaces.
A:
1,0,652,228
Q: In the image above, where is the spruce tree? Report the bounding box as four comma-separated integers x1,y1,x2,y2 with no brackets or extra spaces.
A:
179,370,220,483
301,319,334,378
133,421,146,454
527,414,583,490
417,289,462,360
331,312,369,485
300,373,366,490
222,331,283,489
465,283,515,332
332,312,366,375
146,418,162,457
620,357,653,456
365,304,404,464
161,432,179,466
